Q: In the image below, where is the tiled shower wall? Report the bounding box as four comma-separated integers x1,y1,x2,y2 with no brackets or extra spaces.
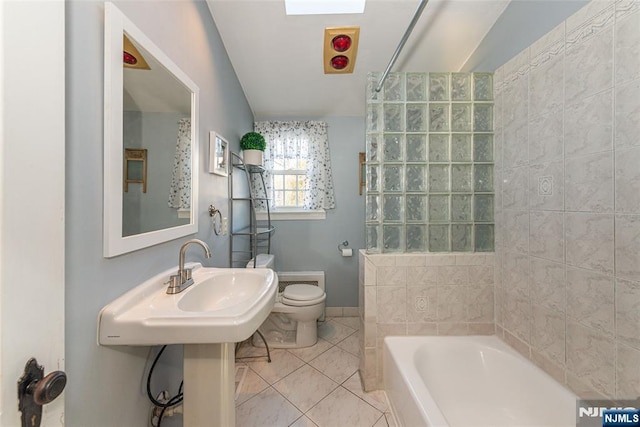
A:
358,251,494,391
494,0,640,399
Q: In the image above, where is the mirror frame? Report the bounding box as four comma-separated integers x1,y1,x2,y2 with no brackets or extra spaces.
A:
104,2,199,257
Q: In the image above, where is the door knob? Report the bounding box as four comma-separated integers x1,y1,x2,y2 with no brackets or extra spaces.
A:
28,370,67,405
18,358,67,427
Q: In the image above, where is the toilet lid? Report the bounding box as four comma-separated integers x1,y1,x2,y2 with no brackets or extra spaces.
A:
283,284,324,301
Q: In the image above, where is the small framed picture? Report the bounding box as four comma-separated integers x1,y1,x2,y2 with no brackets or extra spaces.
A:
209,131,228,176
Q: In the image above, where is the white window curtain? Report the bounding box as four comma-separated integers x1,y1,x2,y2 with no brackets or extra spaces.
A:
253,121,336,210
168,118,191,210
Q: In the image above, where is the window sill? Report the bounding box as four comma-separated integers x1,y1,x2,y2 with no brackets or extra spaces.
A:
256,209,326,221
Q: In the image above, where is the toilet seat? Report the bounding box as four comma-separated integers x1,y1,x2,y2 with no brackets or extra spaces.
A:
281,284,326,307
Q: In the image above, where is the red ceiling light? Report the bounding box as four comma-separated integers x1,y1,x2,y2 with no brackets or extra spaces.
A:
331,35,352,52
123,51,138,65
323,26,360,74
330,55,349,70
123,35,150,70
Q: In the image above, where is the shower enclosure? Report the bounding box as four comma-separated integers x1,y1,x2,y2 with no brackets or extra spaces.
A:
365,72,494,253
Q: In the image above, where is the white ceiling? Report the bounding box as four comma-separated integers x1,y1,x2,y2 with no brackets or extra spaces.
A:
123,35,192,114
206,0,509,119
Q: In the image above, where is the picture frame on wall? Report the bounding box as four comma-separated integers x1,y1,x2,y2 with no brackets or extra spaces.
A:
209,131,229,176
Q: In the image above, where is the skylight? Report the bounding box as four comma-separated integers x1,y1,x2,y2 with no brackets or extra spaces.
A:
284,0,366,15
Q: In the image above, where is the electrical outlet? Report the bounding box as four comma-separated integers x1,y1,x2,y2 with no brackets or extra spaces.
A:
222,217,228,236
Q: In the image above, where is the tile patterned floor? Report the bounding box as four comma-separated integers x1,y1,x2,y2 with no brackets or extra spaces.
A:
234,317,396,427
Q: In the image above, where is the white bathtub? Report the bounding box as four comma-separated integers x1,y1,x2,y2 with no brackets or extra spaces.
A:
384,335,577,427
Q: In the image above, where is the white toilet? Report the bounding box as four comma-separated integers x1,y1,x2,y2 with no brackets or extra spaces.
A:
246,254,326,348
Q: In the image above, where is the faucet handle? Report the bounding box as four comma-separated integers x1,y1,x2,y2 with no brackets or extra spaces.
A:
166,274,181,294
184,268,192,281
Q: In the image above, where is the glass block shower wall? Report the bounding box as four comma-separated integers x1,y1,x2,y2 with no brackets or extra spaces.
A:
365,72,495,253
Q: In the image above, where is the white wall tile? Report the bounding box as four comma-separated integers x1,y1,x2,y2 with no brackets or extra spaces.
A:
376,266,407,286
436,265,469,285
615,215,640,282
566,321,615,396
503,251,530,297
565,151,614,212
406,266,438,286
617,342,640,399
615,79,640,149
503,291,531,343
565,212,614,274
503,166,529,210
503,210,529,254
566,266,615,335
565,25,614,105
469,264,495,286
376,287,406,323
564,89,613,158
615,147,640,213
530,257,566,313
615,5,640,85
615,278,640,350
530,211,564,262
530,50,564,119
529,109,564,165
436,285,466,322
531,305,566,365
466,284,494,322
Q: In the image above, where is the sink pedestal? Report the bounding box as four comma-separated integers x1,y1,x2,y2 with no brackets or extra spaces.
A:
183,343,235,426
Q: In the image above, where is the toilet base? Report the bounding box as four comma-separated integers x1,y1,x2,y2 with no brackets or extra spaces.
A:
252,313,319,349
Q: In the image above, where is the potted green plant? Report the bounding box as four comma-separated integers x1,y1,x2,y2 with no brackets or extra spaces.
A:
240,131,266,165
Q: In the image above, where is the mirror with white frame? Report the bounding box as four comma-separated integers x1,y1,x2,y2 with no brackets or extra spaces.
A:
104,2,199,257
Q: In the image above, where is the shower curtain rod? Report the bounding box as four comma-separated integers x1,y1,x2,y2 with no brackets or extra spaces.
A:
375,0,429,92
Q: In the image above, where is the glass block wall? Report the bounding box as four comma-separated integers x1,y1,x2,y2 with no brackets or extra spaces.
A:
365,72,494,253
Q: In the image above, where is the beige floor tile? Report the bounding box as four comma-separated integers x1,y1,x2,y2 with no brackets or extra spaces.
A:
308,346,359,384
373,415,389,427
286,338,333,362
336,332,360,357
342,372,388,412
236,340,271,359
318,320,357,344
236,367,270,406
236,387,302,427
306,387,383,427
332,316,361,330
290,415,319,427
273,364,338,412
246,349,305,384
384,412,397,427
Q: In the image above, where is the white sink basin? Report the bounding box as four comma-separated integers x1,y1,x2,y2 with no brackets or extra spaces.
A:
178,271,266,312
98,263,278,345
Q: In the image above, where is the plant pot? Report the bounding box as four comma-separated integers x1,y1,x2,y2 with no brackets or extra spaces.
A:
242,149,263,166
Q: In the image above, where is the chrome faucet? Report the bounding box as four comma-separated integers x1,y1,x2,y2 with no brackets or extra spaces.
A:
166,239,211,294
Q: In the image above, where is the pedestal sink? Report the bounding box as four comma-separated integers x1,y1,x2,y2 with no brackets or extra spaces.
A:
98,263,278,426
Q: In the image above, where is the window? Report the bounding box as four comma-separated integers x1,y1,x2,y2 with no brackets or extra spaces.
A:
252,121,336,219
271,149,308,208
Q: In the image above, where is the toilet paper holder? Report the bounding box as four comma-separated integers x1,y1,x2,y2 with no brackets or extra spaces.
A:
337,240,349,252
